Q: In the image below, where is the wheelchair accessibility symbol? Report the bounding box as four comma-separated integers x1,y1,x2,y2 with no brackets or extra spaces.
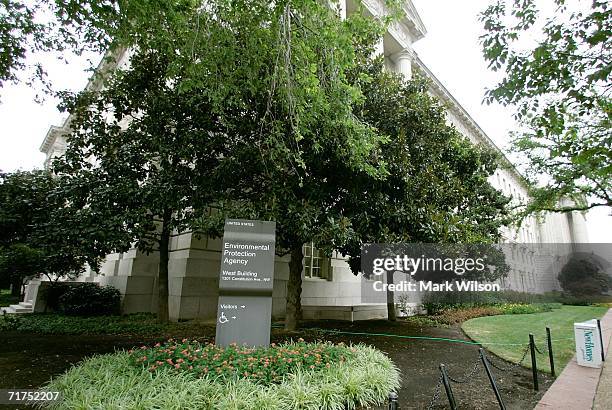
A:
218,312,229,324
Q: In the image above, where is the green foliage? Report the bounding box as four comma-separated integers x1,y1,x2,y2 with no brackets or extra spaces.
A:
0,312,194,335
0,289,19,306
0,243,44,287
427,303,561,325
423,290,520,314
423,290,563,317
0,0,119,94
558,255,612,297
129,339,352,385
401,314,449,329
463,305,609,373
496,303,560,315
429,306,503,325
0,311,22,330
53,0,391,326
336,64,511,277
41,343,400,409
38,282,121,317
0,171,129,285
480,0,611,213
54,283,121,316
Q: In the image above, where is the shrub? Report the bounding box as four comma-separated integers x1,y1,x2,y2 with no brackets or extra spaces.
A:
497,303,543,315
558,256,611,296
41,342,400,409
422,289,570,314
0,311,22,330
44,282,120,316
0,313,213,335
426,303,562,325
430,306,502,324
422,290,507,314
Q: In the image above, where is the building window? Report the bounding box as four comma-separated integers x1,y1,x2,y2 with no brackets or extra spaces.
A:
303,242,331,280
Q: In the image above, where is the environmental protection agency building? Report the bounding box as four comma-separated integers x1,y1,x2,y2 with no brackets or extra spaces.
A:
37,0,590,321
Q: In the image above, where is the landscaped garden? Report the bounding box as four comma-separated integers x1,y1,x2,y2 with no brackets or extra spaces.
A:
0,308,560,409
463,304,609,373
0,286,608,408
40,339,399,409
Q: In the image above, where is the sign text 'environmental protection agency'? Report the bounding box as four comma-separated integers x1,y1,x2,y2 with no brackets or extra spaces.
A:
215,219,276,347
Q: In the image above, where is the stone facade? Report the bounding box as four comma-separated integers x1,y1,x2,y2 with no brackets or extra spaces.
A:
39,0,590,321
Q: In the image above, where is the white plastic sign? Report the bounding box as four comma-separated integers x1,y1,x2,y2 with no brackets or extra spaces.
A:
574,319,603,368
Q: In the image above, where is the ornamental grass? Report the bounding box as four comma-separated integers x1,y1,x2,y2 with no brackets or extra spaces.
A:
41,339,400,409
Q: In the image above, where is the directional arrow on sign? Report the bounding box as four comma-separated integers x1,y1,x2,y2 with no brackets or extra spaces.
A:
232,316,237,319
241,305,246,308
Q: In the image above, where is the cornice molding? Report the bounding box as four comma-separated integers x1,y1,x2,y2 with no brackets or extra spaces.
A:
39,125,65,154
402,0,427,40
411,54,530,188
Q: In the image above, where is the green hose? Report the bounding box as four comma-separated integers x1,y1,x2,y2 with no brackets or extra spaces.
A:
272,324,574,345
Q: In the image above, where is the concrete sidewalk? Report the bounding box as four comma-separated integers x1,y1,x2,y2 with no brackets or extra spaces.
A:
593,311,612,410
535,308,611,410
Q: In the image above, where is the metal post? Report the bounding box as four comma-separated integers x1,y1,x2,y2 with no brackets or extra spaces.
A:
388,391,399,410
597,319,605,362
529,334,539,391
439,364,457,410
479,348,506,410
546,327,555,377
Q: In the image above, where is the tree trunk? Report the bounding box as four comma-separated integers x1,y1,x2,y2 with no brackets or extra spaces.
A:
285,245,304,331
386,271,397,321
158,208,171,323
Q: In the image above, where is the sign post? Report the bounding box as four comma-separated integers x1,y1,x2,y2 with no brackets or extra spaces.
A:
215,219,276,347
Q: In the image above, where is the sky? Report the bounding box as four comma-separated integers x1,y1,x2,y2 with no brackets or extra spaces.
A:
0,0,609,242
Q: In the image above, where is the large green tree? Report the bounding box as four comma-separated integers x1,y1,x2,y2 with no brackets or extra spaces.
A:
55,0,389,326
336,62,511,319
480,0,611,214
192,1,391,331
0,0,191,94
0,170,128,295
204,39,509,327
54,47,228,323
1,0,117,93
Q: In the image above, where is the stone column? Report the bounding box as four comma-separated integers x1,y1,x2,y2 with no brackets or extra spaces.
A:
338,0,346,20
391,49,414,80
373,37,385,58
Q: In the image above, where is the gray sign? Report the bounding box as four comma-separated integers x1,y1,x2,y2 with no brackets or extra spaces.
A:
215,219,276,347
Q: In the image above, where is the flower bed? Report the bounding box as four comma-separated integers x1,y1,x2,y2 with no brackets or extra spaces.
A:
42,340,400,409
129,339,351,384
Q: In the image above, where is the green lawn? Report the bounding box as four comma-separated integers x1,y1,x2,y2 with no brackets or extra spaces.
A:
0,289,19,307
462,305,609,374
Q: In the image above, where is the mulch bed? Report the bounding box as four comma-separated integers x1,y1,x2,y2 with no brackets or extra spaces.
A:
0,319,552,409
